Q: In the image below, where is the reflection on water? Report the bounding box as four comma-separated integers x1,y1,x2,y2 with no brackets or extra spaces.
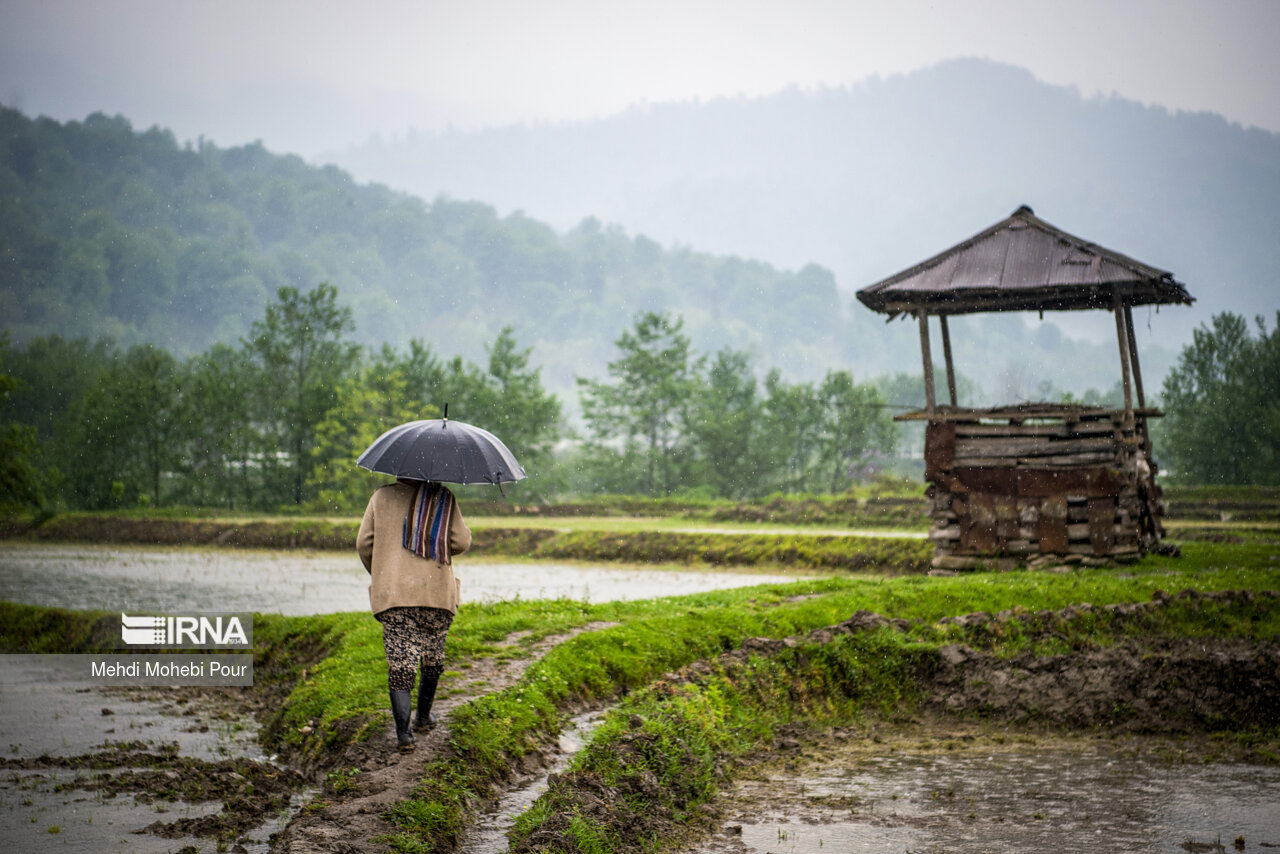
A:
718,743,1280,854
0,656,262,759
0,543,809,615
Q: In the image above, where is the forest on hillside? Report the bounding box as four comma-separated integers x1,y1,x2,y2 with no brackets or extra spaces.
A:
0,106,848,393
0,104,1178,403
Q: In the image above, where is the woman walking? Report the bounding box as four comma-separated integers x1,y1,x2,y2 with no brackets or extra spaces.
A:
358,478,471,752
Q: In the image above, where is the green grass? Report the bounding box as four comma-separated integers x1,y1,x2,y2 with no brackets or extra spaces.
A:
466,514,928,536
1163,484,1280,502
506,581,1280,851
507,629,926,851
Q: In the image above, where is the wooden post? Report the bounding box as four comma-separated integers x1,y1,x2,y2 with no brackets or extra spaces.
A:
939,314,958,407
1112,291,1133,419
918,310,936,415
1123,306,1146,409
1124,305,1151,452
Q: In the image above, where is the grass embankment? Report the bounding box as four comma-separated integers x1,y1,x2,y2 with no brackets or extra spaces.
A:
4,484,1273,570
0,514,932,572
507,587,1280,853
1163,485,1280,522
461,491,930,528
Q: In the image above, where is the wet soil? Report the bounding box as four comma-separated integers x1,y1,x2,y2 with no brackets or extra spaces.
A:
1,618,615,852
457,709,606,854
2,742,309,839
0,680,313,853
687,723,1280,854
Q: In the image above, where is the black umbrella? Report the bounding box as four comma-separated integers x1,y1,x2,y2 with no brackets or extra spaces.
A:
356,413,526,485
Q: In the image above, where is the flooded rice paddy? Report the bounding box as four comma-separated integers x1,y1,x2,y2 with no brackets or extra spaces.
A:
0,542,812,615
0,655,304,853
694,731,1280,854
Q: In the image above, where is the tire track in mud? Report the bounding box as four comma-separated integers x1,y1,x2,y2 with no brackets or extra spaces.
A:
271,621,617,854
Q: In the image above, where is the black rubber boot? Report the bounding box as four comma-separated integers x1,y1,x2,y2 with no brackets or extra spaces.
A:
414,671,440,731
390,690,415,752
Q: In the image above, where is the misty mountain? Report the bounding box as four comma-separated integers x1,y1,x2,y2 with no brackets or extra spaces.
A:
330,57,1279,381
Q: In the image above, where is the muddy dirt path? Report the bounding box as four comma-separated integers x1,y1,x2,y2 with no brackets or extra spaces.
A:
271,622,616,854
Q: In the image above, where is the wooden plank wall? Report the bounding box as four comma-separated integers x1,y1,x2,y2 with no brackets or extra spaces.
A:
925,411,1162,569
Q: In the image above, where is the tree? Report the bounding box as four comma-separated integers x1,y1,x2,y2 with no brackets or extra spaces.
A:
307,362,426,512
578,312,701,496
0,335,115,445
815,371,897,493
243,283,360,506
758,370,825,494
686,348,760,498
1160,312,1280,484
0,371,43,512
65,344,181,508
123,345,183,505
306,328,560,509
174,344,256,508
471,327,561,471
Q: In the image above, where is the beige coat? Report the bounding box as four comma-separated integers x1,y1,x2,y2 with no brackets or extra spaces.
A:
357,481,472,616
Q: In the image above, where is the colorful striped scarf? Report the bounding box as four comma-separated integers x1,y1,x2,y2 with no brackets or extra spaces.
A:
402,482,454,563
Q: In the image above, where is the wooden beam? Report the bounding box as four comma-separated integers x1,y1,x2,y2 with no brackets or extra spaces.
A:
1124,305,1152,453
939,314,958,406
918,310,936,415
1123,306,1146,409
1112,291,1133,418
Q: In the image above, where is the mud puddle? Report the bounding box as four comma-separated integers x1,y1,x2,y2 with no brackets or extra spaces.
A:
694,729,1280,854
0,543,808,615
0,655,262,760
460,709,605,854
0,656,310,852
1,767,309,854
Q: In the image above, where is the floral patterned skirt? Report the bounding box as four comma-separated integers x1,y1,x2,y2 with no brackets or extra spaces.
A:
375,606,454,691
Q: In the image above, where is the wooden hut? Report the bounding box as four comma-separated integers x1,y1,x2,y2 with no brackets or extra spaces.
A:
857,206,1194,568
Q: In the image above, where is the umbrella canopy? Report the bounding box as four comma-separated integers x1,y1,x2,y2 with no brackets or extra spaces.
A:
356,419,526,485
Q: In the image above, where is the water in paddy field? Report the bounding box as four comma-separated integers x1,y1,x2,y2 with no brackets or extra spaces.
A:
0,656,305,854
0,543,813,615
697,739,1280,854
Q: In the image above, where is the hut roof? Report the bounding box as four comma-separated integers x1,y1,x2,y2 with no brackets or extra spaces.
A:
856,206,1195,315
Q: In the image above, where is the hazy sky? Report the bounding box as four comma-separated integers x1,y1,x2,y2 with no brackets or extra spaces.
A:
2,0,1278,159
